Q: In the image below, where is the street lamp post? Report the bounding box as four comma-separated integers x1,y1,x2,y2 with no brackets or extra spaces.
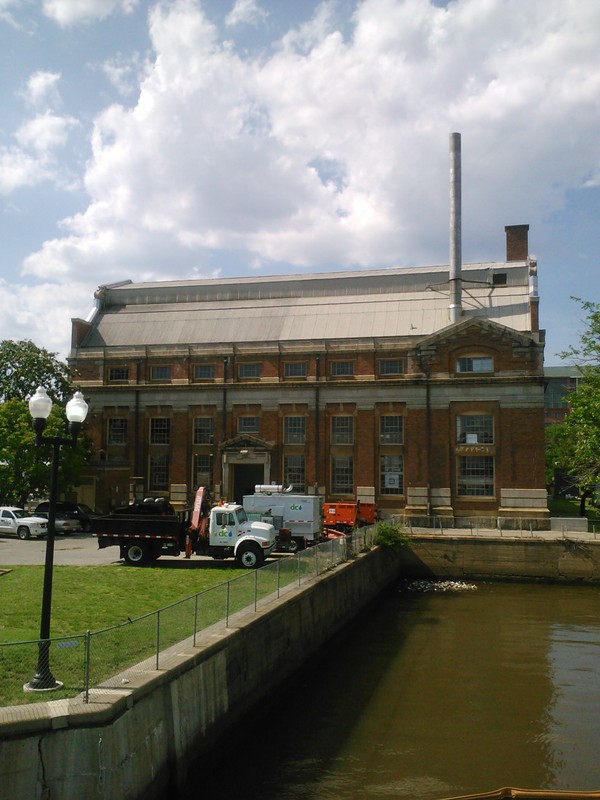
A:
24,386,88,692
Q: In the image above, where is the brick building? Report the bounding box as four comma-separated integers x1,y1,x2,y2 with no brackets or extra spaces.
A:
69,224,548,521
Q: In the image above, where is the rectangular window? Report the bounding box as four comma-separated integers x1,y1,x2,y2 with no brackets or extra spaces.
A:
193,454,213,489
545,379,568,409
194,364,215,380
193,417,214,444
238,416,259,434
149,454,169,491
331,361,354,377
107,418,127,445
151,365,172,381
150,418,170,444
239,363,261,379
380,455,404,495
284,416,306,444
284,362,308,378
332,456,353,494
331,416,353,445
379,359,404,376
456,356,493,373
457,415,494,444
380,415,403,444
284,455,305,491
458,456,494,496
108,367,129,382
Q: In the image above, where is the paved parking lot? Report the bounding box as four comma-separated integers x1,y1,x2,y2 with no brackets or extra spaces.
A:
0,532,122,566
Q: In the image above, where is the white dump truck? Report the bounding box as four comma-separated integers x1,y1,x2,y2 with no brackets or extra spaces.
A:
91,488,276,568
243,485,322,552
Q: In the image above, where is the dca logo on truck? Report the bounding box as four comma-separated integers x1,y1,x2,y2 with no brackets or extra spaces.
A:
290,504,303,511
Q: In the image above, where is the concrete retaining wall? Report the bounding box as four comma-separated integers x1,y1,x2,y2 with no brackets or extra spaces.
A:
0,546,401,800
398,535,600,583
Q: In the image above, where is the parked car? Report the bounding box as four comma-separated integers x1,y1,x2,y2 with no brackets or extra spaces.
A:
34,512,82,534
0,507,47,539
34,502,100,532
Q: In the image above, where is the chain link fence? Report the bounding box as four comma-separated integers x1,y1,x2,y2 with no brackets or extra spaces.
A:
0,527,376,712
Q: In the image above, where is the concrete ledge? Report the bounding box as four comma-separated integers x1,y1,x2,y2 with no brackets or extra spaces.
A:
398,535,600,583
0,546,401,800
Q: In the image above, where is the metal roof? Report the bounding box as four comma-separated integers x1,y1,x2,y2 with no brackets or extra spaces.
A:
79,261,534,350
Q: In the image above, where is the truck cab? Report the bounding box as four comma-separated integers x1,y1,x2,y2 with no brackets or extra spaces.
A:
207,503,276,568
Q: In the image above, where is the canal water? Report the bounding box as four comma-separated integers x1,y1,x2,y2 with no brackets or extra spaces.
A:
182,581,600,800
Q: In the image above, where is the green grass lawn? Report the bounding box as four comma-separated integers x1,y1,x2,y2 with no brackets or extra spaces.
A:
0,562,246,642
0,562,252,707
0,557,304,707
548,497,600,521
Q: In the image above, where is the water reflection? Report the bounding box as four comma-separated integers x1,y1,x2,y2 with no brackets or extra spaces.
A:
181,582,600,800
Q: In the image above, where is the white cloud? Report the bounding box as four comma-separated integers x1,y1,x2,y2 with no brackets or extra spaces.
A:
16,113,78,154
0,148,50,194
100,52,146,97
21,71,62,110
225,0,268,28
14,0,600,357
42,0,138,26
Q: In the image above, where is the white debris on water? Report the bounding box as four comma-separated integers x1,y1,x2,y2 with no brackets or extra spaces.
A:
403,580,478,593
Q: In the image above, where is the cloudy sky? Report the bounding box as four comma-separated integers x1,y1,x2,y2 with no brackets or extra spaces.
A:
1,0,598,365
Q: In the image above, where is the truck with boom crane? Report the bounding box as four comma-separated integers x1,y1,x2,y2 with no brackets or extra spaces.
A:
90,488,276,568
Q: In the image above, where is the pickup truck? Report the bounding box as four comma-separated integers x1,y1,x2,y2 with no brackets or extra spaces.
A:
0,507,48,539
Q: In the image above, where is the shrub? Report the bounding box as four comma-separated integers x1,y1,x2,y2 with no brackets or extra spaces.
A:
374,520,409,548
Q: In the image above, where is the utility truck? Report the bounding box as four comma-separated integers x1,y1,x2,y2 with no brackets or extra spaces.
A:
91,488,276,568
243,485,322,552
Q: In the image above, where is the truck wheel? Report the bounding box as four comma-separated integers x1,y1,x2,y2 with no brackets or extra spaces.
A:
124,542,152,566
236,544,264,569
287,538,299,553
17,526,30,540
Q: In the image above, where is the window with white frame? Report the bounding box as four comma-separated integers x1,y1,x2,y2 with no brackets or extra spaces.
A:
150,418,170,444
238,416,259,434
332,456,353,494
108,366,129,382
284,362,307,378
331,416,353,445
284,455,305,491
193,453,213,488
194,364,215,380
107,418,127,445
457,456,494,496
193,417,214,444
151,365,172,381
380,455,404,495
331,360,354,377
379,359,404,376
380,415,403,444
284,416,306,444
239,363,261,379
456,415,494,444
456,356,493,373
149,454,169,490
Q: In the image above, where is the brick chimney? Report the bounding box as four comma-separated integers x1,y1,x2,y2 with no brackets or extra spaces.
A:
505,224,529,261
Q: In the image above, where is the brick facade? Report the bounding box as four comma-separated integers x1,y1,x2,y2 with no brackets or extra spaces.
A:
69,226,548,520
71,317,547,519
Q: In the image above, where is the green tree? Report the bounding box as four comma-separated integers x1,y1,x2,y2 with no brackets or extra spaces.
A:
0,340,90,507
557,299,600,513
0,339,72,403
0,400,90,507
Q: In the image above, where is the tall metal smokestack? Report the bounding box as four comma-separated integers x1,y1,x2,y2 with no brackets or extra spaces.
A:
449,132,462,323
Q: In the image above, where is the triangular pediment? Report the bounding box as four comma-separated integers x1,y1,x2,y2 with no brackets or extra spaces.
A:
416,316,535,350
220,433,274,451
